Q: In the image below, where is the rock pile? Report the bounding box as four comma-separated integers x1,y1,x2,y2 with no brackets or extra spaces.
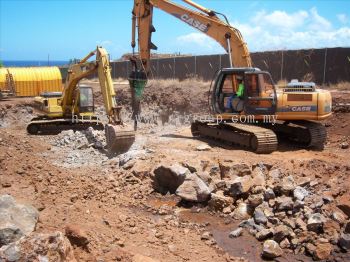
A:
0,231,76,262
0,194,39,247
151,161,350,260
0,195,77,261
53,127,106,150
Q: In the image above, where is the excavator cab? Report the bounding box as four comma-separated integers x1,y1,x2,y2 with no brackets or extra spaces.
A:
78,85,94,113
211,68,277,116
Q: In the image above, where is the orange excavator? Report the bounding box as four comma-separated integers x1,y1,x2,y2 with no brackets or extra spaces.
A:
131,0,332,153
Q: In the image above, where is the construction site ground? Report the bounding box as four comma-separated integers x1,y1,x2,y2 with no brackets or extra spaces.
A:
0,79,349,262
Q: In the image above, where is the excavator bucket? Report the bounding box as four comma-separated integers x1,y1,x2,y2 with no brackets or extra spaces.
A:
105,124,135,155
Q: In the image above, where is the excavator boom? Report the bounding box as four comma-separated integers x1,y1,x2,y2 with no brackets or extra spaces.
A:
132,0,252,74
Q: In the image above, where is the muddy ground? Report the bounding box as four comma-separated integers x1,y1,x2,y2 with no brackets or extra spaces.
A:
0,79,349,262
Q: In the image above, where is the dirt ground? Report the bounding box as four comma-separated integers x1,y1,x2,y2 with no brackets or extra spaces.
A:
0,79,349,262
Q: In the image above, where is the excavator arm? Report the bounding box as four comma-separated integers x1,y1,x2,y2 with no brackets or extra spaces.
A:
61,47,122,124
131,0,252,74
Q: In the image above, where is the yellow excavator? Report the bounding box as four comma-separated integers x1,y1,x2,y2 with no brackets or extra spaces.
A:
27,47,135,154
131,0,332,153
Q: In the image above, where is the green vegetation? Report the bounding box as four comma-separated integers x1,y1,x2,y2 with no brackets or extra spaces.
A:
0,60,3,68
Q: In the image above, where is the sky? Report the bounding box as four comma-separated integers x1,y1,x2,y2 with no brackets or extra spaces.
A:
0,0,349,61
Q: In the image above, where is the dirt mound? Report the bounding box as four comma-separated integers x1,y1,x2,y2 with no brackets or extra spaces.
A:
0,100,35,128
93,78,211,115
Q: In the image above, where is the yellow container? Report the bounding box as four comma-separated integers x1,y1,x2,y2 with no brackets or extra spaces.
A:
0,67,62,96
0,68,7,90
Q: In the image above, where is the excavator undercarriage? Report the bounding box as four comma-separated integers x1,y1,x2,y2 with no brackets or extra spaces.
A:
191,120,327,153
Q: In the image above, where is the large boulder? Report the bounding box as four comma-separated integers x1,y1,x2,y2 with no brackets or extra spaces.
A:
0,195,39,247
0,231,77,262
175,173,211,202
152,164,190,194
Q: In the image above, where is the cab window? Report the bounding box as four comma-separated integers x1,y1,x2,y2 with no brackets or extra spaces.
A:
80,87,93,107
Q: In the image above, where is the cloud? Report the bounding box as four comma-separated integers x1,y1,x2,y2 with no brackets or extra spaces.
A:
252,10,308,30
308,7,332,31
175,7,350,53
177,32,217,50
337,14,349,24
96,40,113,46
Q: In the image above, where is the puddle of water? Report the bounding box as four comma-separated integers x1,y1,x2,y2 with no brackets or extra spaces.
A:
147,196,178,208
144,196,316,262
178,209,313,262
179,210,264,261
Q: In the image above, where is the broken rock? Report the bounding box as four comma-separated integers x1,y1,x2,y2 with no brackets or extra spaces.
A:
262,240,283,259
233,202,252,220
255,228,273,241
275,196,294,211
275,175,296,195
64,224,89,247
313,243,332,260
0,195,39,247
219,162,251,179
338,233,350,250
208,191,233,211
264,188,275,201
307,213,326,233
293,186,309,201
0,231,76,262
247,194,264,208
331,209,347,224
152,164,189,194
228,176,253,198
196,144,211,151
229,228,243,238
253,209,267,225
175,173,210,202
273,225,292,243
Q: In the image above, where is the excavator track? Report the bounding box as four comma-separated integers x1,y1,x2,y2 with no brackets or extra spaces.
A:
191,121,278,154
269,121,327,149
27,118,104,135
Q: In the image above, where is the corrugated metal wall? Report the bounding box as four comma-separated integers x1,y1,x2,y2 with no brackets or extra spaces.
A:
75,47,349,84
0,67,62,96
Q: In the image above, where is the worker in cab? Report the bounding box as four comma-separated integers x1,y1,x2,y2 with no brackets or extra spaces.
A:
226,76,245,112
236,78,245,98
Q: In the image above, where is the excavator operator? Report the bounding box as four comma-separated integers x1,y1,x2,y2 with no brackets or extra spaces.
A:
226,76,245,112
236,77,245,98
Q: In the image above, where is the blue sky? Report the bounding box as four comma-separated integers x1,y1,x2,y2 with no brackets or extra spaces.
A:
0,0,349,60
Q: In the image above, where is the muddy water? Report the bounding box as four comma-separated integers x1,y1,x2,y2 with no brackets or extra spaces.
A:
146,196,313,262
178,210,313,262
179,209,264,261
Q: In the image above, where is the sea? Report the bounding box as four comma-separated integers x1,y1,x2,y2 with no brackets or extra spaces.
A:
2,60,69,67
